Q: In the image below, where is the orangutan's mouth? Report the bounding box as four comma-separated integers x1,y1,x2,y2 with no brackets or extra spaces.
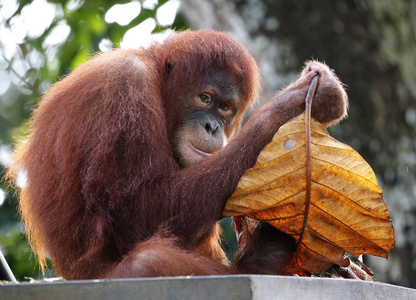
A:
188,142,212,158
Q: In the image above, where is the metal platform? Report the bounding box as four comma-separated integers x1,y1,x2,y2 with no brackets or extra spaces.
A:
1,275,416,300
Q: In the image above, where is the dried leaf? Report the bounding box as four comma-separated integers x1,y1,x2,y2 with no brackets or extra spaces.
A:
223,114,395,273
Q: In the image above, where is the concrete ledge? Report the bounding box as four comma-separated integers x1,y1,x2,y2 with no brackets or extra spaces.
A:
1,275,416,300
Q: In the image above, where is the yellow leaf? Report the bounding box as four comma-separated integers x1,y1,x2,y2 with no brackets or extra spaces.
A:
223,114,395,273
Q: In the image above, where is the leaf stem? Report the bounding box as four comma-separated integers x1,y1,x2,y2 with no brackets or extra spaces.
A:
297,73,320,249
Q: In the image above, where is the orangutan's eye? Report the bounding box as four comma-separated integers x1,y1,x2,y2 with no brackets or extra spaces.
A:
219,103,230,111
199,94,212,105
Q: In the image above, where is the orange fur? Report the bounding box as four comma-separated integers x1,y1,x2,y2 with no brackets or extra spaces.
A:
7,30,347,279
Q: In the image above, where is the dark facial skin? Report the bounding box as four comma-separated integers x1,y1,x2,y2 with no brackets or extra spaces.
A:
172,70,242,167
